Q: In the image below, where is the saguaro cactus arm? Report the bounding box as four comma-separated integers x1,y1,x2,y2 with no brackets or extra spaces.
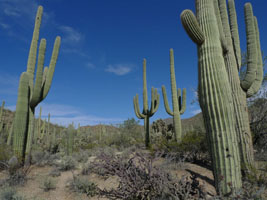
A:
31,39,46,107
240,3,257,91
162,86,174,116
149,87,160,116
228,0,241,68
43,36,61,99
179,88,186,114
247,16,263,97
133,95,146,119
180,10,205,45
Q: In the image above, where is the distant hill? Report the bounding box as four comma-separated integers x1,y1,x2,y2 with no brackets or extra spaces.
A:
160,112,206,134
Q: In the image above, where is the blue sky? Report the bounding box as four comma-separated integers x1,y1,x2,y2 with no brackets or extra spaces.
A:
0,0,266,127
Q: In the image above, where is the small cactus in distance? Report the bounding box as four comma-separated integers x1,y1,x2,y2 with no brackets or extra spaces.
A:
162,49,186,141
0,101,5,133
133,59,160,148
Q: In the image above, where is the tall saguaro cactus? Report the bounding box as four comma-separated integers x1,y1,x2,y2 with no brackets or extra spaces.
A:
213,0,263,170
13,6,61,165
133,59,160,148
180,0,241,195
162,49,186,141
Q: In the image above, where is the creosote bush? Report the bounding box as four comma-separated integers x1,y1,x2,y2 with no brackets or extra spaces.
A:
40,177,56,192
67,175,98,197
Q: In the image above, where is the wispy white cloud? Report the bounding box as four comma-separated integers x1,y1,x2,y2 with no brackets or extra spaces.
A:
50,115,124,127
191,109,201,115
0,22,10,29
7,103,124,127
38,103,124,126
105,64,133,75
59,25,83,45
86,62,95,69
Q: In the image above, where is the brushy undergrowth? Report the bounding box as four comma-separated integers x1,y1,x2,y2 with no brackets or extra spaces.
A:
67,174,98,197
40,177,57,192
85,150,206,200
0,187,25,200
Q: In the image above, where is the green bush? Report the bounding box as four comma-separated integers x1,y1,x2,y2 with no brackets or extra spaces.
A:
40,177,56,192
68,175,98,197
0,187,25,200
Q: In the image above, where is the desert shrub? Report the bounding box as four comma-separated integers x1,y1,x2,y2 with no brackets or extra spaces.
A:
151,130,210,167
56,156,76,171
0,142,12,168
89,150,205,199
31,151,61,166
68,175,98,197
0,187,25,200
40,177,56,192
4,165,31,186
243,163,267,187
49,168,61,177
72,150,91,163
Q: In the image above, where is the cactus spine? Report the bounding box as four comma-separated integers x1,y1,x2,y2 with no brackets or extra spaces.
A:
0,101,5,133
181,0,241,195
162,49,186,141
12,6,61,165
133,59,160,148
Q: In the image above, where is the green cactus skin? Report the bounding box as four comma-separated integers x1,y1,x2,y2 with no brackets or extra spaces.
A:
34,106,42,143
0,101,5,133
40,119,46,140
66,124,74,155
133,59,160,148
7,122,14,146
50,126,56,152
215,0,263,170
46,113,51,150
162,49,186,141
181,0,242,195
12,6,61,165
13,72,30,163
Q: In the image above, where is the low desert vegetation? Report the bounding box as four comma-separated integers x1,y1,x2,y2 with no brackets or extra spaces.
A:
0,1,267,199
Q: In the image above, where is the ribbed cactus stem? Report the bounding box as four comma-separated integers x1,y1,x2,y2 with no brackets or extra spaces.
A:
181,0,241,195
133,59,159,148
216,0,262,170
240,3,257,91
7,122,14,146
67,124,74,155
13,72,30,163
0,101,5,133
37,106,42,140
12,5,61,165
162,49,186,141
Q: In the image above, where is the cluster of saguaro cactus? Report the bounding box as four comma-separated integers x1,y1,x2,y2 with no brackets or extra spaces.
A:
162,49,186,141
180,0,263,195
133,59,160,148
12,6,61,165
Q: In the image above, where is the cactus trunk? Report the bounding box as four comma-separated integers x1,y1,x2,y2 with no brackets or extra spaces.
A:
181,0,242,194
12,6,60,165
133,59,159,148
162,49,186,141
